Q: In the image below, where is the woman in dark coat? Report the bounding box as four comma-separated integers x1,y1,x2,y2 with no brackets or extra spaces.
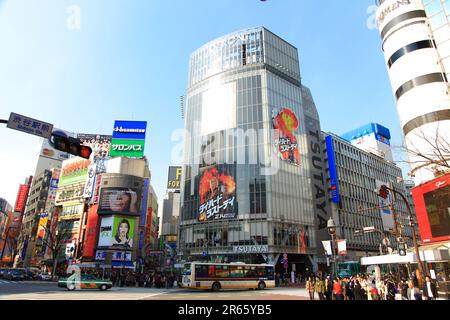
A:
354,280,363,300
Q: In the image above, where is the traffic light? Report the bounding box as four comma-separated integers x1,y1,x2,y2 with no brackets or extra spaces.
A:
378,185,390,199
398,242,407,256
50,133,92,159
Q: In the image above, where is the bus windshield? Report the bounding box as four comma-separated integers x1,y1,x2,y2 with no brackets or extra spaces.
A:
182,264,191,276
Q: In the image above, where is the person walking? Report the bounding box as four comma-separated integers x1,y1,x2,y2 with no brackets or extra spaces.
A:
306,277,315,300
315,277,325,300
407,280,422,300
422,276,438,300
386,277,396,300
333,278,343,300
325,276,333,300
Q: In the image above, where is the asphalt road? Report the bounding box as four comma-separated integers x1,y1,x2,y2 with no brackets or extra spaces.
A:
0,281,309,300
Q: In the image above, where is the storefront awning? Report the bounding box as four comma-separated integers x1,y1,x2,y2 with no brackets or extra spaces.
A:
360,252,417,266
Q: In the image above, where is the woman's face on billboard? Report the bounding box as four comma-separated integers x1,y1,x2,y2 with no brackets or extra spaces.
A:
119,222,129,238
110,192,131,212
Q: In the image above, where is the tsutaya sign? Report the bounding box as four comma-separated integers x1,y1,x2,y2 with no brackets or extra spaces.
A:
233,245,268,254
377,0,412,27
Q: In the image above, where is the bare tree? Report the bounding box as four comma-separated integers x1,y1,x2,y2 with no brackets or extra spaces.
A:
37,222,72,279
393,125,450,178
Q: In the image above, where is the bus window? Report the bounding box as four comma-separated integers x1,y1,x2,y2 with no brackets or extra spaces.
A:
183,264,191,275
266,267,274,280
215,265,230,278
229,266,245,278
208,265,216,277
245,266,258,278
195,265,209,278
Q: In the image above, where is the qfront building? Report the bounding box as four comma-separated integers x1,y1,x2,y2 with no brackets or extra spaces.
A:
179,27,332,274
376,0,450,185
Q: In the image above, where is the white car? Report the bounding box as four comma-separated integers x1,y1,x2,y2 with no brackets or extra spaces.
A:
37,273,53,281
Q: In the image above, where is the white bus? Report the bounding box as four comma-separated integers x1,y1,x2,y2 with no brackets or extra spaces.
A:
181,262,275,291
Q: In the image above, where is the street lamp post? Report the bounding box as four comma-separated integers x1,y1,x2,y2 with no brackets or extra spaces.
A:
327,218,338,279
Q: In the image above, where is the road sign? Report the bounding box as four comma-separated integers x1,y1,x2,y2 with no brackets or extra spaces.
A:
7,113,53,139
363,226,375,232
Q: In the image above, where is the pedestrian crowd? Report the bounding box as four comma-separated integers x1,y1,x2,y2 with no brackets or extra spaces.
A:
109,270,180,288
302,273,438,300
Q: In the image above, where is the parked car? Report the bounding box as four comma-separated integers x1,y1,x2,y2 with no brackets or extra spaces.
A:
58,274,113,291
0,268,11,279
37,272,53,281
5,269,26,281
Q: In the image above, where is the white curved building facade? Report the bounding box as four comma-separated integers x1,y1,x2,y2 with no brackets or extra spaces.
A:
376,0,450,185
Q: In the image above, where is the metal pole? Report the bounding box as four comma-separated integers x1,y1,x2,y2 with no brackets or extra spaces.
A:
386,186,425,284
331,234,337,279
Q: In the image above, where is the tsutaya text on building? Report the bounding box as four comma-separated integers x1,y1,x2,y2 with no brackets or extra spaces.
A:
233,245,269,254
110,120,147,158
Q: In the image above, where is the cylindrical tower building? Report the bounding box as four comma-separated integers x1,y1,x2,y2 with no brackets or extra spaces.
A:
376,0,450,184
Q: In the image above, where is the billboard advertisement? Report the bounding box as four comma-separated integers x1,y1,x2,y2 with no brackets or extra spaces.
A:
110,120,147,158
59,204,83,221
325,136,341,204
167,166,182,190
98,216,114,247
14,184,29,213
36,212,49,242
55,184,84,206
59,158,91,187
376,180,395,232
82,204,99,259
140,179,149,227
77,134,111,162
337,239,347,255
95,250,132,261
98,188,140,215
82,162,97,199
97,216,136,249
198,166,237,222
412,174,450,243
272,107,300,166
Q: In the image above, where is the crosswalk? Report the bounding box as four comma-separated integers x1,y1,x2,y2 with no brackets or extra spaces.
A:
0,280,43,285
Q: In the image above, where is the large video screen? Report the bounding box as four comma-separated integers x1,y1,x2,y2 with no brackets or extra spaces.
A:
198,165,237,222
99,188,140,215
424,184,450,238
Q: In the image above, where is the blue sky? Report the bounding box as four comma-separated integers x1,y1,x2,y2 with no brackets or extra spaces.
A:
0,0,402,208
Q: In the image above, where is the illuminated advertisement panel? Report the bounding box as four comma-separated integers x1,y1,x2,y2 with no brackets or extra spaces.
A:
167,166,182,190
272,107,300,166
198,165,237,222
82,204,99,259
98,188,140,215
97,216,136,249
412,174,450,243
59,158,91,187
14,184,29,213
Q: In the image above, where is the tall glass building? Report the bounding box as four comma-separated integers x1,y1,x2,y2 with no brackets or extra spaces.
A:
179,27,331,274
